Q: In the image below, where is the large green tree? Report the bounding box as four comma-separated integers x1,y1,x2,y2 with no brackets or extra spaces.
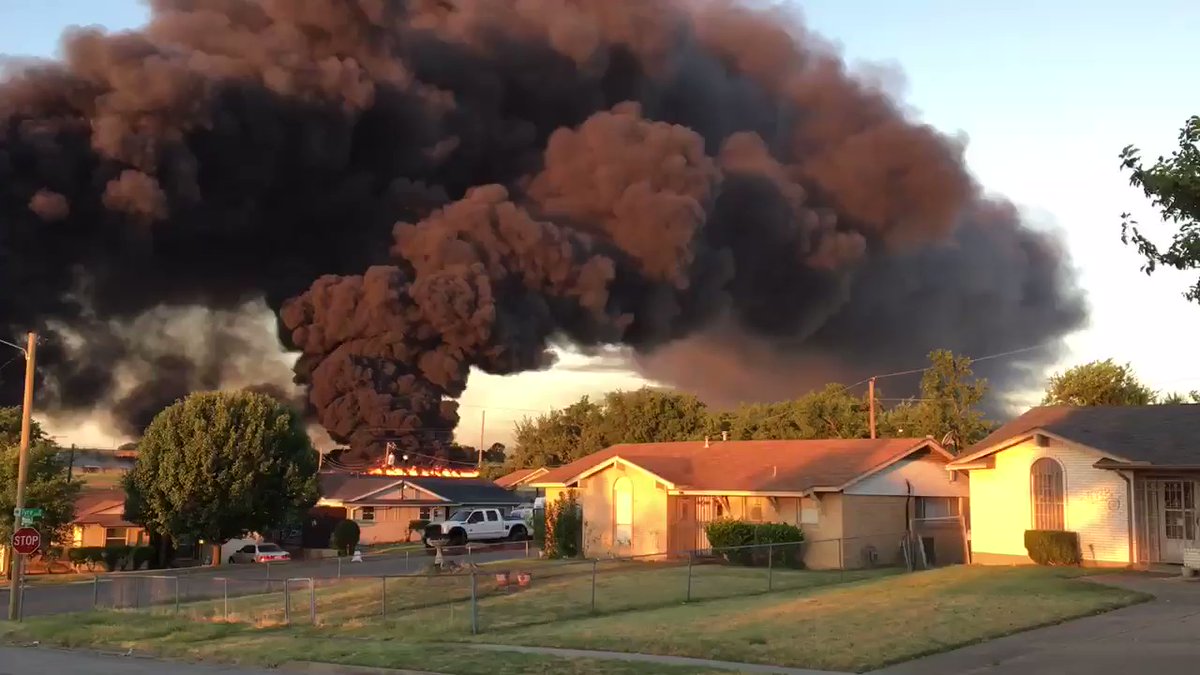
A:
508,396,606,469
123,391,319,565
1043,359,1156,406
717,385,872,440
877,350,992,451
595,388,709,445
1120,115,1200,301
1,407,80,564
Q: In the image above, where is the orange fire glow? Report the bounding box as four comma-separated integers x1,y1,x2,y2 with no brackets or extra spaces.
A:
366,466,480,478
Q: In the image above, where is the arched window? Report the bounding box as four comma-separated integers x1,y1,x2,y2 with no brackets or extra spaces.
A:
1030,458,1065,530
613,477,633,546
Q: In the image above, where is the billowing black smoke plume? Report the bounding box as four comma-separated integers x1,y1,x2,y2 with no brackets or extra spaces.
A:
0,0,1086,457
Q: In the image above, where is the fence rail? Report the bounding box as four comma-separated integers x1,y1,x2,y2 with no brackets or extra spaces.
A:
69,531,948,633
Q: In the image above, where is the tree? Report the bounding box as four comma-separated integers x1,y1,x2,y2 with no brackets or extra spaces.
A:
331,519,360,556
1120,115,1200,301
718,385,871,440
123,391,319,565
1,407,80,560
879,350,991,451
1043,359,1156,407
508,396,606,469
1162,390,1200,404
595,388,709,445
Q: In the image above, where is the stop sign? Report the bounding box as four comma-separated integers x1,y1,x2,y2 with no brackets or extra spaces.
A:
11,527,40,555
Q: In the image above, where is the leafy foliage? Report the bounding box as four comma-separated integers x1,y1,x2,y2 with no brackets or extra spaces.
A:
1,406,80,546
703,519,804,567
1024,530,1081,566
123,391,320,552
67,546,105,570
1043,359,1157,406
1120,115,1200,301
544,491,582,559
1162,390,1200,404
331,519,361,555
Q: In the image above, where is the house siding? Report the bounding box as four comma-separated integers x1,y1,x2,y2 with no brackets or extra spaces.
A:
845,452,968,498
577,461,669,558
840,494,909,568
966,437,1131,565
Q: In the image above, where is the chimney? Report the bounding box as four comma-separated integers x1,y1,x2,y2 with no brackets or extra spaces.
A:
704,435,710,448
721,430,729,441
772,465,777,478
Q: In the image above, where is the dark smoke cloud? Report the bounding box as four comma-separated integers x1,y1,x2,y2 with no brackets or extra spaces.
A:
0,0,1085,457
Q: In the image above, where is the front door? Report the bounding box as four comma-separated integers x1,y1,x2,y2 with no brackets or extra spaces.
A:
1159,481,1197,564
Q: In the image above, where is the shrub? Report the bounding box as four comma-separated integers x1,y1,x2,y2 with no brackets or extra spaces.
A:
1024,530,1081,566
408,519,429,541
131,546,156,570
69,546,106,570
331,519,361,556
545,492,582,559
102,545,131,572
703,519,804,567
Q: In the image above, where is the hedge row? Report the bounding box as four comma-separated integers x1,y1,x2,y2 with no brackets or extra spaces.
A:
67,545,156,571
703,519,804,568
1024,530,1081,566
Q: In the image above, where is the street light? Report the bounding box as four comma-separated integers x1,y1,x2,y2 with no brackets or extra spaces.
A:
2,332,38,622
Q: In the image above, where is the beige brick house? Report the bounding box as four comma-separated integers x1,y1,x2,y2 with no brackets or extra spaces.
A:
531,437,968,569
947,404,1200,567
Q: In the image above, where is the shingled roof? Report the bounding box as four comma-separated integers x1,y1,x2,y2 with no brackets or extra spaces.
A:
532,438,948,493
957,404,1200,466
317,472,520,506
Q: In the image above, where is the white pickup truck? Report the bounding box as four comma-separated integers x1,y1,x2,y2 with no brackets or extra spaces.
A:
423,507,529,547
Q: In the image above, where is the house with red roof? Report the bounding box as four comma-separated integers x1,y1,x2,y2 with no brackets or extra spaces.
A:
69,489,147,549
530,436,968,569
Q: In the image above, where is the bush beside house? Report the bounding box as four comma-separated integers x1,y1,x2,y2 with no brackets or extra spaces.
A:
1024,530,1082,566
331,519,361,556
545,491,582,559
408,519,429,542
704,519,805,567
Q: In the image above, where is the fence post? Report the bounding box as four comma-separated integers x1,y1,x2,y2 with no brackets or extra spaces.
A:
469,571,478,635
381,577,388,618
222,578,228,620
309,579,316,624
590,559,597,612
283,580,291,625
767,543,774,592
525,540,530,558
685,551,693,603
405,550,410,573
174,576,180,614
338,555,342,579
92,574,99,609
838,537,845,581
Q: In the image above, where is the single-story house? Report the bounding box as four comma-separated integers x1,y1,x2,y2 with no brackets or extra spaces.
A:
317,472,521,544
70,490,147,548
947,404,1200,567
494,467,549,500
530,437,968,569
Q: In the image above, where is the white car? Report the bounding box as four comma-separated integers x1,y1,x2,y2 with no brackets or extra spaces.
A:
228,542,291,564
423,508,529,547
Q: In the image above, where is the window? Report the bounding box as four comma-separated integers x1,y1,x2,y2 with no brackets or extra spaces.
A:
1030,458,1065,530
916,497,958,519
747,497,765,522
239,545,256,554
485,510,498,521
613,477,633,546
104,527,127,548
467,511,485,524
419,507,431,520
800,497,820,525
72,526,83,548
359,507,375,522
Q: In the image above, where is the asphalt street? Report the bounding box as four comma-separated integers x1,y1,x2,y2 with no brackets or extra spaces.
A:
0,544,534,620
0,646,276,674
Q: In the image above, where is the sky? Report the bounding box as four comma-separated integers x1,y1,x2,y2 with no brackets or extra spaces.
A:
2,0,1199,448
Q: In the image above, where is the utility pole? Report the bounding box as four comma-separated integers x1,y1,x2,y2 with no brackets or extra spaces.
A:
7,332,37,621
868,377,877,439
477,410,486,467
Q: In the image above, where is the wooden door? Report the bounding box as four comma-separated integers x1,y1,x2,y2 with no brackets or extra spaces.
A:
1159,480,1197,564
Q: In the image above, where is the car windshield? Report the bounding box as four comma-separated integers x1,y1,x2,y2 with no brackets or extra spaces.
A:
446,510,471,522
257,544,282,552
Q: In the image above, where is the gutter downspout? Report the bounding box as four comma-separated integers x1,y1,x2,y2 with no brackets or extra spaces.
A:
1116,470,1136,566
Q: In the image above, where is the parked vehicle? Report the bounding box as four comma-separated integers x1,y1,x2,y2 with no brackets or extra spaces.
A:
423,507,529,547
227,542,291,564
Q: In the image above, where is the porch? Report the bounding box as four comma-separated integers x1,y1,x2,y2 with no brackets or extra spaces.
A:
1134,473,1200,565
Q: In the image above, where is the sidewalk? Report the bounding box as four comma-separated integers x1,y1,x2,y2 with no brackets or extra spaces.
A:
464,643,851,675
870,573,1200,675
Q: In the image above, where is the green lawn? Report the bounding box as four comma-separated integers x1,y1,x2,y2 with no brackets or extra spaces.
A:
1,565,1151,675
0,613,722,674
478,566,1151,672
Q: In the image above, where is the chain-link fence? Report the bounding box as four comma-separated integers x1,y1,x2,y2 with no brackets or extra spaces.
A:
71,533,937,634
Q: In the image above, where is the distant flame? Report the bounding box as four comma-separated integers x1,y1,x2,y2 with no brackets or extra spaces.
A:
367,466,480,478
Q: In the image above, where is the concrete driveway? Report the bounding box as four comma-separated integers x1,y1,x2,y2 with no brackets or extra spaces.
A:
874,573,1200,675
